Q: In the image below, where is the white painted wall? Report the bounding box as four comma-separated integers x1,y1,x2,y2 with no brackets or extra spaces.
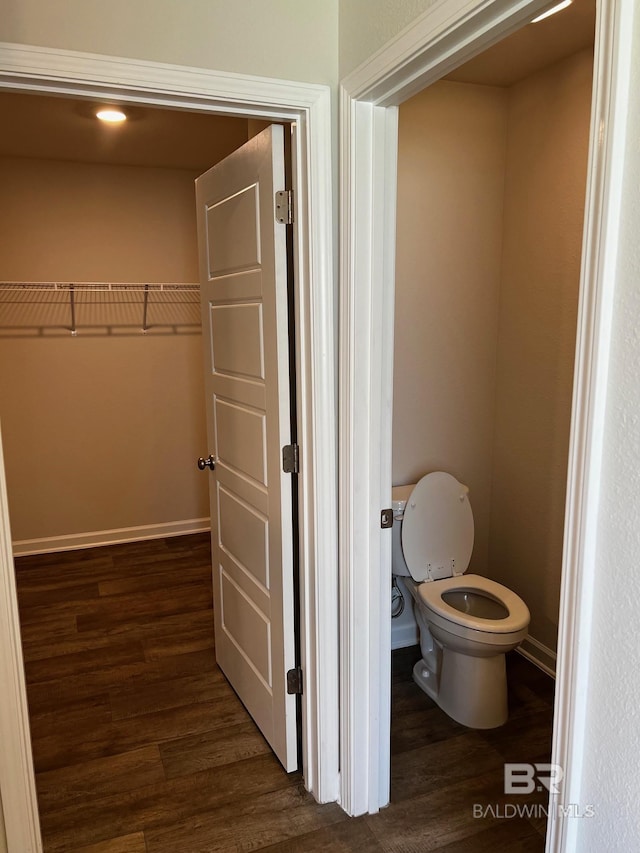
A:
574,11,640,847
488,49,593,653
0,0,339,86
393,79,508,574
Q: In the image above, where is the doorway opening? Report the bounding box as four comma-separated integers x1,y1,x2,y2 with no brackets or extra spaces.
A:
388,0,595,843
339,0,631,847
0,90,303,848
0,46,338,852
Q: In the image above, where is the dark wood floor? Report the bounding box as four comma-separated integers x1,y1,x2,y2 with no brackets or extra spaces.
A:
15,533,554,852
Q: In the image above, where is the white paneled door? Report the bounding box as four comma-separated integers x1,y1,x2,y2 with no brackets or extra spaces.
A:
195,125,298,772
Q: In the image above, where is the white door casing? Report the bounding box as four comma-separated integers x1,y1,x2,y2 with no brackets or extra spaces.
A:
0,421,41,852
196,125,297,771
0,44,338,850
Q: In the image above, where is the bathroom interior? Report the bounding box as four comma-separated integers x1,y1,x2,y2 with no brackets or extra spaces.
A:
389,0,595,744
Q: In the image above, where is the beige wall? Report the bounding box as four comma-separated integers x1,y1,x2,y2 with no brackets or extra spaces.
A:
0,0,339,86
339,0,436,77
0,158,202,283
488,49,593,651
0,156,210,544
393,80,508,574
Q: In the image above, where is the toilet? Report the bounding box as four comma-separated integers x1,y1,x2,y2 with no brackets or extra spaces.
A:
392,471,530,729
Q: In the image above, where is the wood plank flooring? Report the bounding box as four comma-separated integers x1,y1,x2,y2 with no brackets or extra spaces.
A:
15,533,554,852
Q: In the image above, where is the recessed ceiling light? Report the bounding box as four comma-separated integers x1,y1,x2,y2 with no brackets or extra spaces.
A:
96,108,127,123
531,0,572,23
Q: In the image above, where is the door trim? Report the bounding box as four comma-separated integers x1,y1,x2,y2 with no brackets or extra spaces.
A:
339,0,633,846
0,41,339,850
0,421,41,853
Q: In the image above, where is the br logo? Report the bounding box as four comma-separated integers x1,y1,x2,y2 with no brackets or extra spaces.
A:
504,763,564,795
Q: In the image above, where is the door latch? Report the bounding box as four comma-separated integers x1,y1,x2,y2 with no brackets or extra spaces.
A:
380,508,393,529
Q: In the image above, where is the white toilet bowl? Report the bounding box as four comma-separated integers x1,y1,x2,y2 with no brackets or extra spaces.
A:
392,472,530,728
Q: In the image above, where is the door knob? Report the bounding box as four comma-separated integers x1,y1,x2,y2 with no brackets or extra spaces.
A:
197,455,216,471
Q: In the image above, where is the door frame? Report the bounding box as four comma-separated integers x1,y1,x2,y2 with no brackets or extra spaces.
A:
339,0,633,848
0,42,338,851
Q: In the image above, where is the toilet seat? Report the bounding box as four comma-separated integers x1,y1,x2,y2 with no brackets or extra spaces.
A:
417,574,530,634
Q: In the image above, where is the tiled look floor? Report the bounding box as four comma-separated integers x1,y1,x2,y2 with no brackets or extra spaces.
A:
15,533,554,852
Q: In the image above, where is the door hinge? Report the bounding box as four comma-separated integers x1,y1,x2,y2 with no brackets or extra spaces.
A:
282,443,299,474
275,190,294,224
380,508,393,529
287,666,303,695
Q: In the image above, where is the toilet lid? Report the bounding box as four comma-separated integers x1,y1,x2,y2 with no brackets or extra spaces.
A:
401,471,474,582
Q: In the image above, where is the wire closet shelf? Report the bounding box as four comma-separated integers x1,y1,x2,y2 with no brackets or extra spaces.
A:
0,282,201,337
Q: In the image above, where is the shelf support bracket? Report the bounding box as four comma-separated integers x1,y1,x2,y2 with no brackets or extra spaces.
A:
142,283,149,334
69,284,77,336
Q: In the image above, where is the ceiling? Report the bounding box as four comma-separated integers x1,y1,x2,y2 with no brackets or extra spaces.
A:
445,0,595,87
0,92,250,171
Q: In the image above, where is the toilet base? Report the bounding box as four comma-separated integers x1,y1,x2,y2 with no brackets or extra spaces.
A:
412,659,439,703
413,645,508,729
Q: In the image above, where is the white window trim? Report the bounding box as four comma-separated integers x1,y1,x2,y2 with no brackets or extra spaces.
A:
338,4,634,852
0,41,339,852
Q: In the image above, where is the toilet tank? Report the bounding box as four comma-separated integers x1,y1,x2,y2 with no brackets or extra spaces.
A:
391,484,416,577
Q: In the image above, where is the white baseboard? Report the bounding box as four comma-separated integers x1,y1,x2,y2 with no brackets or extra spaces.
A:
391,621,419,651
12,518,211,556
391,576,420,650
517,634,557,678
